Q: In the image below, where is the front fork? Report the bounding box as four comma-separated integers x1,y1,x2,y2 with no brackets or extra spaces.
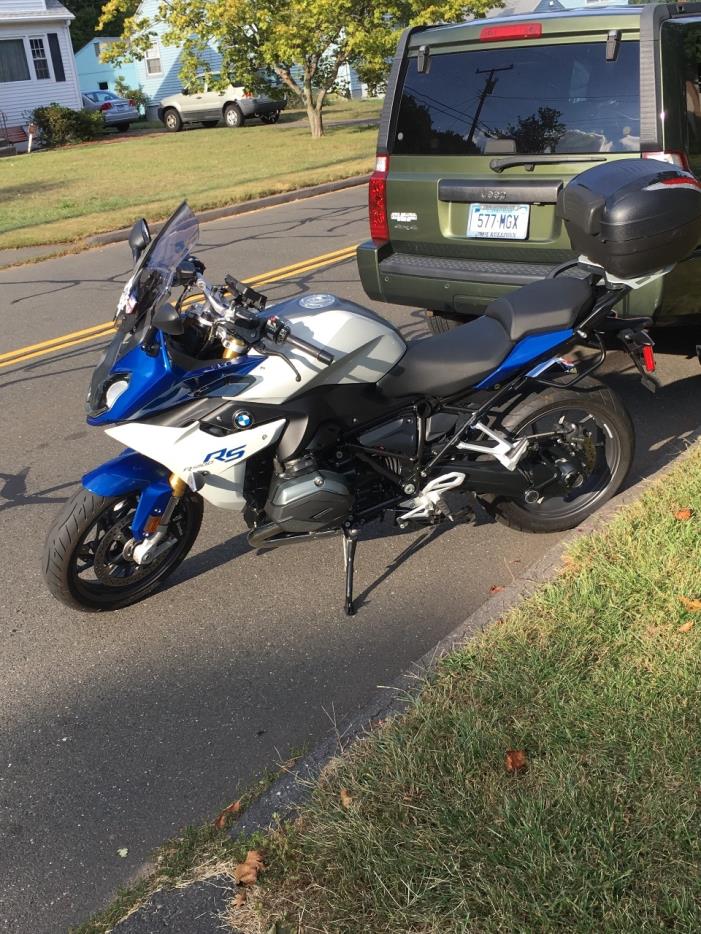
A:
126,474,189,566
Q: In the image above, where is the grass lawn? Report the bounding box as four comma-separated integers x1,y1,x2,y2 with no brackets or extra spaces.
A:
0,110,378,249
248,445,701,932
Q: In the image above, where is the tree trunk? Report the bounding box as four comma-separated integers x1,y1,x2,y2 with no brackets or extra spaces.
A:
306,104,324,138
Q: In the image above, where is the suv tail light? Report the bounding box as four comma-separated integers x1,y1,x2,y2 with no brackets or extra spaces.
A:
100,102,112,111
369,155,389,242
642,150,690,171
128,98,136,107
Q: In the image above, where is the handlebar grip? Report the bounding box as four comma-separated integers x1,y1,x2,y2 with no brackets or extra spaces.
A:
286,333,335,366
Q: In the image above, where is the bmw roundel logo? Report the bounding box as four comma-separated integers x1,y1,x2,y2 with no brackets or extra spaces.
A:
233,410,253,429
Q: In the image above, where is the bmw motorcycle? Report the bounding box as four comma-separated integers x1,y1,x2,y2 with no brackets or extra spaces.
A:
43,189,665,616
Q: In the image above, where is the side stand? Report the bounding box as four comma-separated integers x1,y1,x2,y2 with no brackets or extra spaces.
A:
342,527,359,616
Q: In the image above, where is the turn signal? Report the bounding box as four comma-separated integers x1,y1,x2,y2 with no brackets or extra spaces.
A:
642,150,690,171
369,154,389,242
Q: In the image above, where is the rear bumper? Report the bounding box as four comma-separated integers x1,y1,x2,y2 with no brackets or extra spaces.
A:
239,97,287,117
104,108,140,126
356,241,667,320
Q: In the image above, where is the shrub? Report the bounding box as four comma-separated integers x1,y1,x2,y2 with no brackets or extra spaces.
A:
32,103,104,147
113,77,149,116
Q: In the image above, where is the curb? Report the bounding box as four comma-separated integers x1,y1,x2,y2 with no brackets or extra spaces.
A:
232,430,701,836
87,174,371,247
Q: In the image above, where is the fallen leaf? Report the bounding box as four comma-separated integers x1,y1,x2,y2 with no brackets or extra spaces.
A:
213,799,241,830
232,891,247,908
504,750,528,774
489,585,505,595
680,597,701,613
675,508,694,521
678,621,695,633
117,848,128,858
340,788,353,809
233,849,265,885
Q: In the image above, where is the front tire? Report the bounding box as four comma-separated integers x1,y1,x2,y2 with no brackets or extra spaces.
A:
43,488,203,611
487,380,634,533
163,108,182,132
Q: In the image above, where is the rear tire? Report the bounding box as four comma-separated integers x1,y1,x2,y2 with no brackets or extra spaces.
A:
260,111,280,124
224,104,244,128
163,108,182,132
487,379,634,533
42,488,203,611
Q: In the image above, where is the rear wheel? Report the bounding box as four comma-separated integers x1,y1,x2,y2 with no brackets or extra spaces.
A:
163,108,182,132
224,104,244,128
43,488,203,611
487,380,634,533
260,111,280,124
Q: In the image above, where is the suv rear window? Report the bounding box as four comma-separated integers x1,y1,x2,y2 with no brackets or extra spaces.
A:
392,41,640,156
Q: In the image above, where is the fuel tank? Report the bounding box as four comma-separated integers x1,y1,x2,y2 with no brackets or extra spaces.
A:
236,293,407,405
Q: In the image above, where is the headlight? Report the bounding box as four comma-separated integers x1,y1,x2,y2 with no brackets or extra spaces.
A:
105,378,130,408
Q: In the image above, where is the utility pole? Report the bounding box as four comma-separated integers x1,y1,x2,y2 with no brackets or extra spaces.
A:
466,64,513,150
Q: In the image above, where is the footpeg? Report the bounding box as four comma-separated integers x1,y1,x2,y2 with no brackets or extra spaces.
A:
398,472,465,523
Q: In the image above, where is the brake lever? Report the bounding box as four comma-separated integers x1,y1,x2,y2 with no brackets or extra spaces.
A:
253,340,301,382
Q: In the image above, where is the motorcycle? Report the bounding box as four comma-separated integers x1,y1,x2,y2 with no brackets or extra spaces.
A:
44,162,693,616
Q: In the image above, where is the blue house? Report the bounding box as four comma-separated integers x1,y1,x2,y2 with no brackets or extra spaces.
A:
74,36,138,94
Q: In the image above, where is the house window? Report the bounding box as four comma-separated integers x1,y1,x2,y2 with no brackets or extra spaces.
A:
145,41,162,76
98,81,108,90
47,34,65,82
0,38,30,83
30,37,50,80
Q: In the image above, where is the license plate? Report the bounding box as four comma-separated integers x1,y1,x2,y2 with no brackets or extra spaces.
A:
467,203,530,240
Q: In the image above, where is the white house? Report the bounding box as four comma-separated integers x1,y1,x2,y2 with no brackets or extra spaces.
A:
0,0,82,151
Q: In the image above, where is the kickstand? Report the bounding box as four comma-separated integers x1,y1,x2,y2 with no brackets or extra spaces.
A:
342,527,359,616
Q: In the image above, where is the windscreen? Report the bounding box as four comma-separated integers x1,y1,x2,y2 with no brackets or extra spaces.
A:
116,201,199,327
392,41,640,156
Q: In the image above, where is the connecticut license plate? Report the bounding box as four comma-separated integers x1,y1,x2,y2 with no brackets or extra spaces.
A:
467,203,530,240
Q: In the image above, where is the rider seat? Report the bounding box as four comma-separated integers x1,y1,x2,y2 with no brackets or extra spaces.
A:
379,276,594,400
483,276,594,341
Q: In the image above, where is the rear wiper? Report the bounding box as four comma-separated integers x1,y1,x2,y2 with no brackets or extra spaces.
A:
489,155,608,174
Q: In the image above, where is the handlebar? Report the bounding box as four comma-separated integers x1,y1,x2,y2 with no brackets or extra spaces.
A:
284,332,335,366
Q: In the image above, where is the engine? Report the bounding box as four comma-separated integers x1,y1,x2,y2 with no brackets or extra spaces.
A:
264,459,354,534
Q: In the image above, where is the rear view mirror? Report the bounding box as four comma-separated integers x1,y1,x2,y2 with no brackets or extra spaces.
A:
152,302,184,335
129,218,151,262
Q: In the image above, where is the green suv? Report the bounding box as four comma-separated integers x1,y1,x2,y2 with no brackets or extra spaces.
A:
358,3,701,332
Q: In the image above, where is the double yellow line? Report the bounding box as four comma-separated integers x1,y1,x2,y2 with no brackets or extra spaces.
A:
0,243,358,370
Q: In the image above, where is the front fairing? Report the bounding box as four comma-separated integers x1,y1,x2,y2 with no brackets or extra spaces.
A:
86,330,261,426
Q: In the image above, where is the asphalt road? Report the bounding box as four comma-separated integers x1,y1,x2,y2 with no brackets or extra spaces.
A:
1,186,701,933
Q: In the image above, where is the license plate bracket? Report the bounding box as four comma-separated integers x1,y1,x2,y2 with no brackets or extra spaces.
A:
467,203,530,240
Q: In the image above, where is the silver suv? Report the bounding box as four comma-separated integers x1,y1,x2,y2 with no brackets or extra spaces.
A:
157,74,285,131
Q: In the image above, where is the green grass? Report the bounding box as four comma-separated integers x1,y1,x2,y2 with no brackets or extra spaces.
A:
0,114,377,249
253,446,701,933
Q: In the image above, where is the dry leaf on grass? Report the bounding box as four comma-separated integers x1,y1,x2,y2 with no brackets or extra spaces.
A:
232,890,247,908
234,849,265,885
680,597,701,613
675,508,694,521
340,788,353,809
213,799,241,830
505,749,528,774
489,585,505,595
678,621,695,634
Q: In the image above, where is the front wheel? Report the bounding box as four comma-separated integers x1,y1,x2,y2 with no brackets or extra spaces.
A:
163,108,182,132
42,488,203,611
487,380,634,533
224,104,244,128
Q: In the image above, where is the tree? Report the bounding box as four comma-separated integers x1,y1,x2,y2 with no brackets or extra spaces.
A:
98,0,496,138
63,0,136,52
487,107,565,154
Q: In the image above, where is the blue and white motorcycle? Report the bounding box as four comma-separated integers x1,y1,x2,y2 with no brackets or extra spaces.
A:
43,196,660,615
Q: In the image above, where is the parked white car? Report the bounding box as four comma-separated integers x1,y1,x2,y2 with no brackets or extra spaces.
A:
157,75,285,131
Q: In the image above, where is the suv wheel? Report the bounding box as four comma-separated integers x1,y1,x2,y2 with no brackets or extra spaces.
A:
224,104,244,128
260,111,280,124
426,312,459,335
163,108,182,132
